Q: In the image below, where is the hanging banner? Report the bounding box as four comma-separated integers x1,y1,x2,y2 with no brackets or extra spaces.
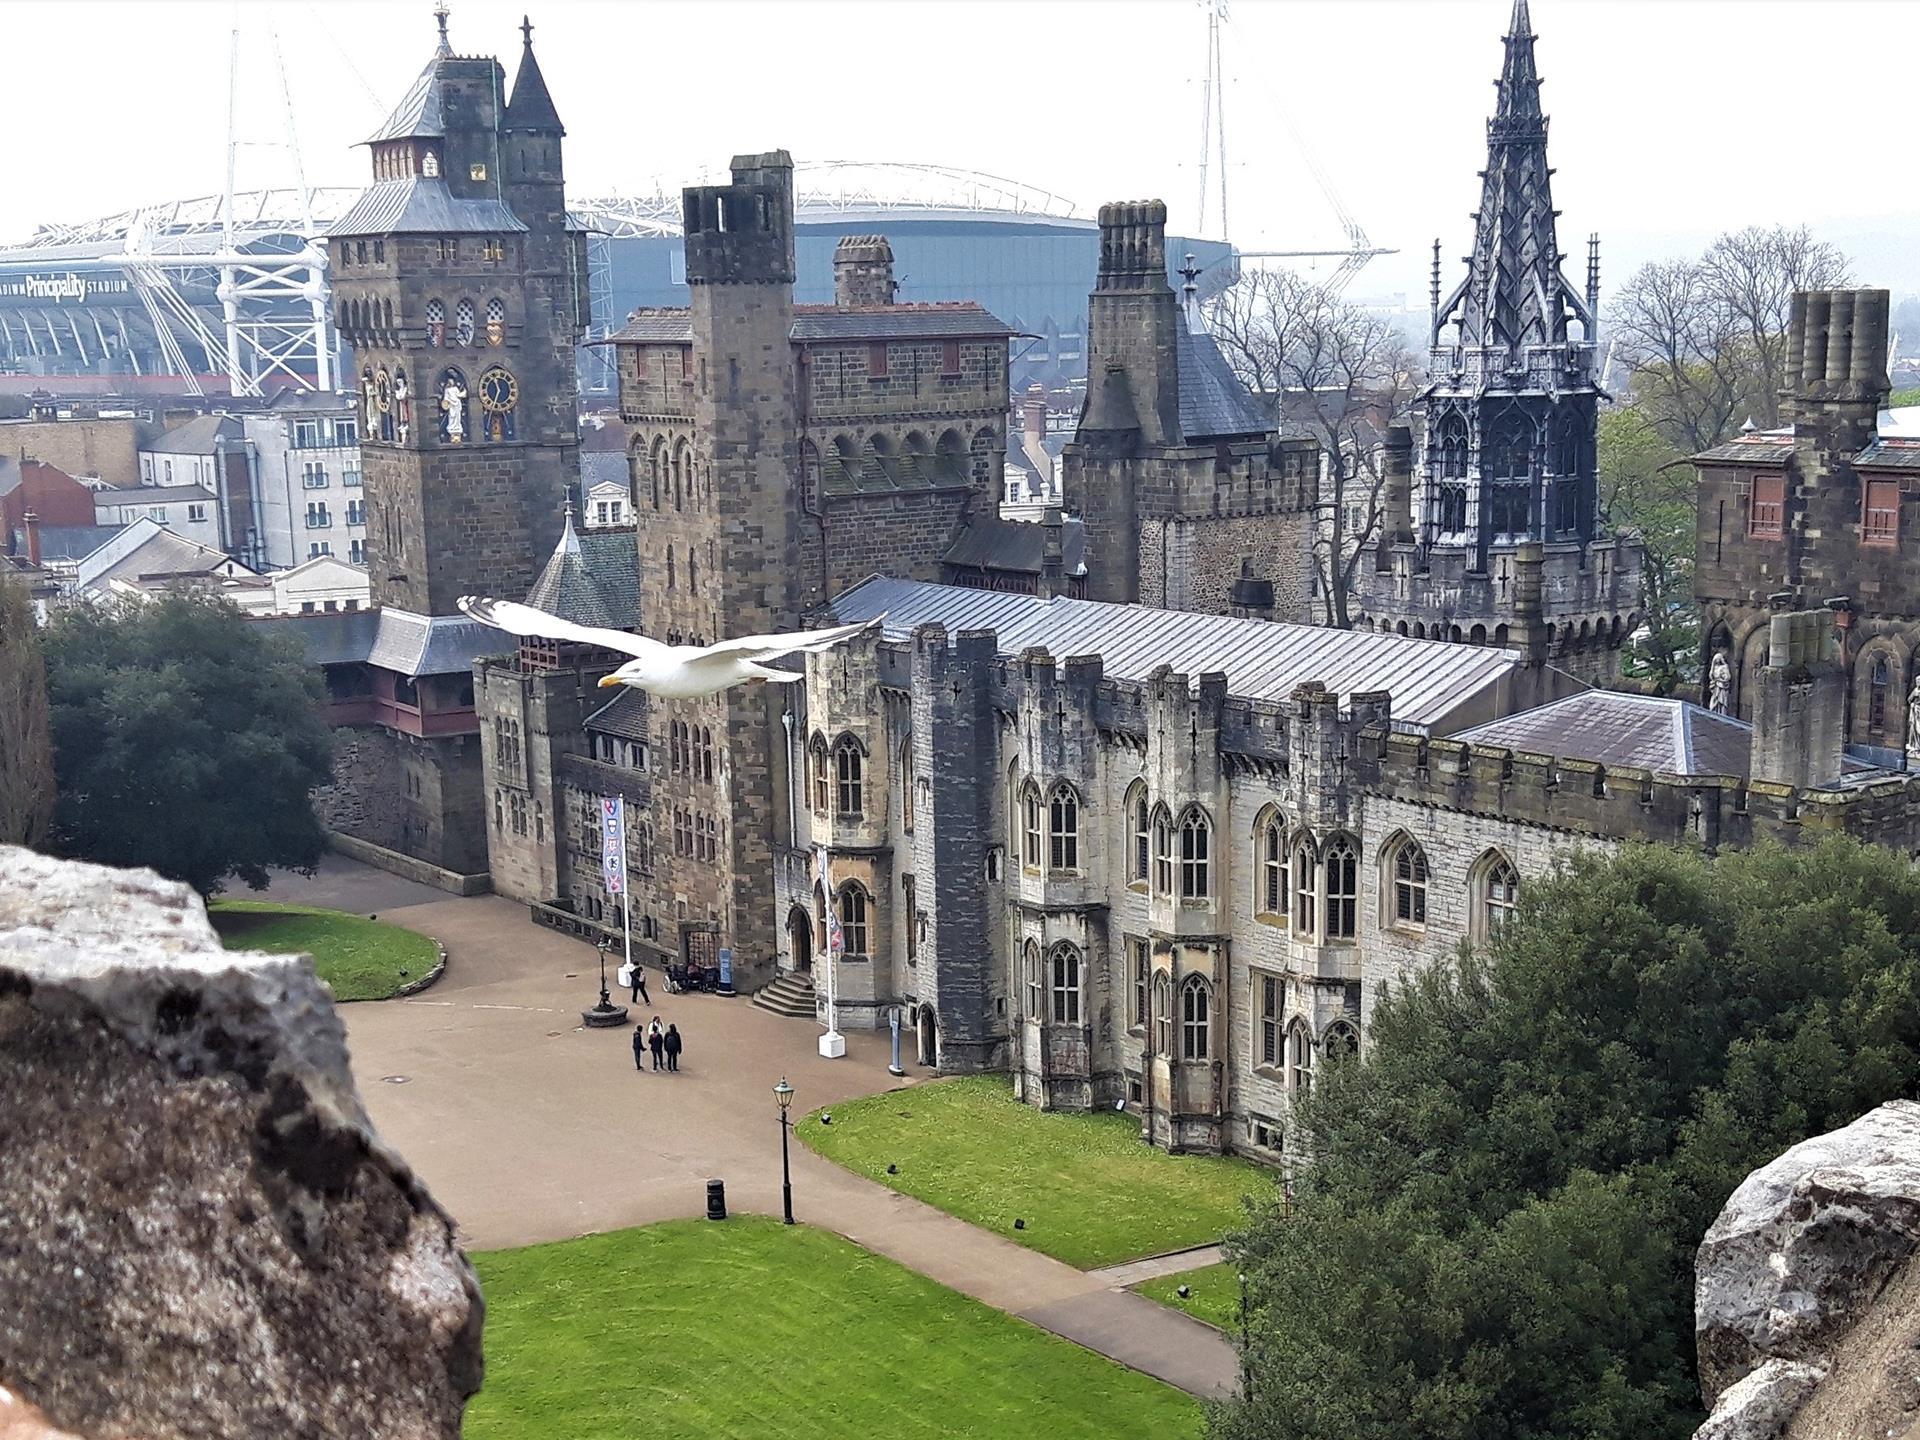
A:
600,795,625,896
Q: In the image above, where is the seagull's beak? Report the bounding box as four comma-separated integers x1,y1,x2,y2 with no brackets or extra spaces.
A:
598,674,622,689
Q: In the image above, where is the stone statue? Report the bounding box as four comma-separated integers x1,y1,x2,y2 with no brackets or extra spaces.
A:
361,373,378,433
1906,677,1920,769
440,373,467,444
1707,653,1732,714
393,372,411,444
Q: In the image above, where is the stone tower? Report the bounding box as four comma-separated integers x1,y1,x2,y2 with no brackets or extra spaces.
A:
1355,0,1640,683
1065,201,1315,616
328,12,585,616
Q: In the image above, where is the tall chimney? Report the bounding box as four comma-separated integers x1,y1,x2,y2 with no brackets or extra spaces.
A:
1787,286,1891,465
833,235,896,308
1023,383,1047,464
23,510,41,568
1377,423,1415,561
1040,506,1065,599
1749,607,1847,791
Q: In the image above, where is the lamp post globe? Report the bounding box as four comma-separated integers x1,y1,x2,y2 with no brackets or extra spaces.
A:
580,934,630,1028
774,1077,796,1224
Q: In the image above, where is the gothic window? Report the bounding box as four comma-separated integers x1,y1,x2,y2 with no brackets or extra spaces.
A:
666,544,675,590
1024,940,1043,1019
669,719,684,774
1180,975,1210,1061
1050,944,1081,1025
1127,784,1150,885
1292,834,1318,934
1323,835,1359,938
1486,411,1535,538
700,727,715,783
1020,783,1043,869
1287,1021,1314,1092
809,735,830,812
1129,938,1149,1030
425,298,445,347
1257,812,1287,918
901,737,915,832
1389,836,1428,926
1550,411,1585,535
1478,852,1521,940
1324,1021,1360,1067
1153,972,1173,1056
837,883,870,957
1870,656,1892,736
903,874,917,963
1258,974,1281,1068
478,368,517,442
673,442,689,510
834,738,864,816
454,298,475,346
1048,784,1079,871
436,367,469,445
485,297,506,346
1178,808,1211,900
1435,413,1469,535
1151,806,1174,896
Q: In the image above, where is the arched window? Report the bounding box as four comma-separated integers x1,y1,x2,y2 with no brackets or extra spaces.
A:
669,720,684,774
454,298,475,346
1869,655,1892,736
901,736,916,832
1151,806,1174,896
1180,975,1210,1060
478,366,517,442
1178,808,1211,899
687,549,698,594
1389,836,1428,926
649,437,666,509
1050,944,1081,1025
1287,1021,1315,1092
484,296,506,345
837,883,870,957
1128,784,1150,885
809,735,830,812
665,544,675,590
1435,412,1469,534
1482,854,1521,938
1486,410,1534,538
1020,783,1043,869
835,739,864,815
1024,939,1043,1018
1257,813,1287,918
1323,1021,1360,1068
1048,784,1078,871
425,298,446,347
673,442,689,510
1323,835,1358,938
1292,835,1318,934
700,726,714,783
1152,972,1173,1056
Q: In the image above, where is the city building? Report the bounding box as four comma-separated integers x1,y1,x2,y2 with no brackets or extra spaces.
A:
92,483,222,551
1351,0,1642,683
1,457,94,557
239,390,366,568
136,414,259,565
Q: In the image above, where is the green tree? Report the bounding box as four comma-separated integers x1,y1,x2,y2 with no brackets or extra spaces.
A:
0,574,55,846
1597,406,1696,693
1215,839,1920,1440
42,593,333,893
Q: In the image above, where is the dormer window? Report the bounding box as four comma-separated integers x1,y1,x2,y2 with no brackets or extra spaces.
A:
422,150,440,178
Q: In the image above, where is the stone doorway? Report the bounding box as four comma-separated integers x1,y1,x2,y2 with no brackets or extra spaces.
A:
915,1005,938,1068
786,906,813,974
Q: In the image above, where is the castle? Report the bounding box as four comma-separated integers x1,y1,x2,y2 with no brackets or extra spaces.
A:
300,5,1920,1160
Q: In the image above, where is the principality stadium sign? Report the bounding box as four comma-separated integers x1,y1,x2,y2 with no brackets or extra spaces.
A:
0,273,129,303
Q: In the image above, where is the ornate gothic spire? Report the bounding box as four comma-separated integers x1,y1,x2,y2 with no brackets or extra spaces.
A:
505,13,565,133
1450,0,1574,356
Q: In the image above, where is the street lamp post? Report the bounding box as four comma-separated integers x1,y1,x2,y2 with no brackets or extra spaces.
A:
774,1076,796,1225
581,935,630,1028
1238,1269,1252,1400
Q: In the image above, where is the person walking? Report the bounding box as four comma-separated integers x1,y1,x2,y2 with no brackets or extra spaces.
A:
629,959,651,1006
647,1017,666,1072
631,1022,646,1073
663,1023,683,1073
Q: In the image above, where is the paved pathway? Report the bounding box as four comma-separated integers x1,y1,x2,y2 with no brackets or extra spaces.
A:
252,855,1239,1400
1090,1243,1226,1288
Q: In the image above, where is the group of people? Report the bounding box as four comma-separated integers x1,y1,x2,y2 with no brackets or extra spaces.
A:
616,958,685,1073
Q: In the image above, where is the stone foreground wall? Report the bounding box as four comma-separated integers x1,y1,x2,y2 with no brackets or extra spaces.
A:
1694,1099,1920,1440
0,846,482,1439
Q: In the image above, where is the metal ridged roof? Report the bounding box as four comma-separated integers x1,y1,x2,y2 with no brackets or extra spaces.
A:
1454,690,1754,777
330,179,528,239
609,304,1016,345
826,577,1522,730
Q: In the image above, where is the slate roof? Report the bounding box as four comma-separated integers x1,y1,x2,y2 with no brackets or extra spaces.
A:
330,178,528,239
13,524,122,563
584,687,649,740
525,511,621,629
608,302,1017,346
95,484,215,507
1856,437,1920,470
365,53,448,143
575,529,641,628
1694,431,1793,465
580,450,628,488
88,528,249,588
826,576,1522,732
258,606,515,677
943,516,1086,578
822,449,972,498
1176,324,1272,440
1454,691,1756,778
504,39,564,133
145,414,242,455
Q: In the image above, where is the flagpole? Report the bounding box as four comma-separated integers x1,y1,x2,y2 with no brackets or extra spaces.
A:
816,843,845,1059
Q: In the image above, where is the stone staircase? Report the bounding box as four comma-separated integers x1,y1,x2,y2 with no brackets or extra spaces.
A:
751,970,818,1020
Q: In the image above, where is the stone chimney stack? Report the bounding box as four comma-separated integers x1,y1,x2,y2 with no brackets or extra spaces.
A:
1023,383,1047,460
833,235,896,308
23,510,41,568
1040,506,1065,599
1376,423,1415,565
1750,607,1848,791
1785,288,1890,454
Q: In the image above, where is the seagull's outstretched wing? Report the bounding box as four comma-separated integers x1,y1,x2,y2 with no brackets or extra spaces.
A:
458,596,665,658
692,616,882,663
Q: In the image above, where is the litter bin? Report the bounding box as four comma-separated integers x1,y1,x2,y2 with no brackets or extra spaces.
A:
706,1177,727,1221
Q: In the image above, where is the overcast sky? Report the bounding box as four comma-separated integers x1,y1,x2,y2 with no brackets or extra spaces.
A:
5,0,1914,301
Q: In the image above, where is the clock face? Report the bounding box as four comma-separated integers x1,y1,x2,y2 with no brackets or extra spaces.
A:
480,371,518,412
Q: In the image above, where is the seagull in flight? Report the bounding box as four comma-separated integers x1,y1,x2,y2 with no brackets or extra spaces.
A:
457,596,881,699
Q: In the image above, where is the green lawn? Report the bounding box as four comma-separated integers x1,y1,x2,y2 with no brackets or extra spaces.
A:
1136,1262,1242,1333
466,1218,1202,1440
208,900,438,1001
799,1076,1269,1268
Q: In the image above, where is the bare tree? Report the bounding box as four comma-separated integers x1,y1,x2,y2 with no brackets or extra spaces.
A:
1209,269,1420,628
0,575,54,847
1611,225,1850,452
